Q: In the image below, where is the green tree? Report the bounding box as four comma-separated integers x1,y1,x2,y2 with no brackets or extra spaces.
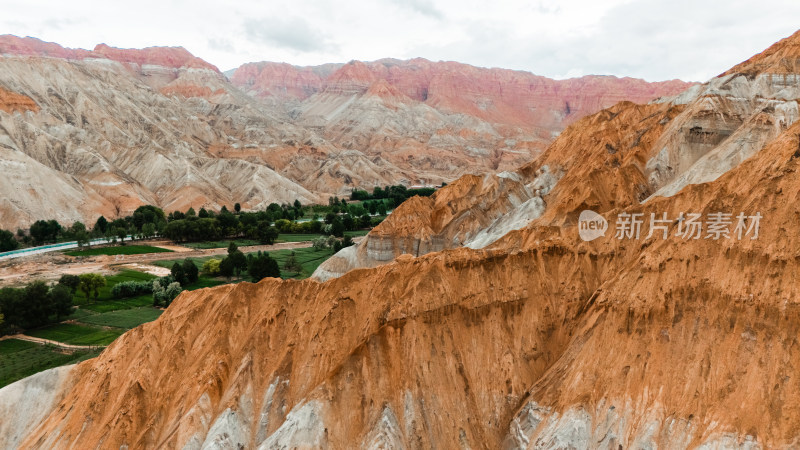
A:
229,250,248,278
217,210,239,236
171,262,187,286
227,241,238,255
142,223,156,239
330,217,345,237
93,216,109,235
219,257,234,280
234,202,241,213
0,287,23,330
257,223,279,245
274,219,292,233
23,281,51,327
342,214,355,231
30,220,58,244
249,252,280,282
75,229,90,248
116,226,128,244
78,273,106,303
0,229,18,252
182,258,199,284
377,201,387,216
359,213,372,228
58,274,80,293
49,284,74,320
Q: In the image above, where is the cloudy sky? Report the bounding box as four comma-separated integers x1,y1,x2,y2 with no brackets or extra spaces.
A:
3,0,799,82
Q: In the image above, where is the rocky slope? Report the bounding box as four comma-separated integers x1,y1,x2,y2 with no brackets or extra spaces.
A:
3,30,800,449
0,36,320,229
233,58,693,184
0,36,690,229
314,29,800,280
233,57,690,130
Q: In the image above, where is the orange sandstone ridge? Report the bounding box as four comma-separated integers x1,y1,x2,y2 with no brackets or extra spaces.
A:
0,86,38,114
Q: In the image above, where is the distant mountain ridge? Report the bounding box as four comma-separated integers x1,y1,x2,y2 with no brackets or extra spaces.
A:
0,35,694,229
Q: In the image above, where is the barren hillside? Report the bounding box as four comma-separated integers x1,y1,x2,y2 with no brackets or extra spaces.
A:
3,30,800,449
0,35,692,230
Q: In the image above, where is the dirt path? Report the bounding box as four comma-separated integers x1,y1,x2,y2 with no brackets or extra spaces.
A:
0,333,104,350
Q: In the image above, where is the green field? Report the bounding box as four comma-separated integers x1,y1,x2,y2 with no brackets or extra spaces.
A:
276,230,370,243
268,247,335,279
73,269,157,312
26,323,124,346
179,230,370,248
154,246,336,280
65,245,173,257
0,339,100,388
182,239,260,249
79,294,154,313
77,307,162,329
274,233,325,243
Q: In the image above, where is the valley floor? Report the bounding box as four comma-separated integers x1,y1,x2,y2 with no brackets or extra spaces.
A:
0,235,363,388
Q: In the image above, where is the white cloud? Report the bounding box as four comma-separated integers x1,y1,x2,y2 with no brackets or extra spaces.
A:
243,16,336,53
1,0,798,80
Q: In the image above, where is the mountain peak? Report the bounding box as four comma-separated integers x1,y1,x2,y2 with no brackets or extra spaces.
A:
0,34,92,59
0,35,219,73
91,43,220,72
722,29,800,77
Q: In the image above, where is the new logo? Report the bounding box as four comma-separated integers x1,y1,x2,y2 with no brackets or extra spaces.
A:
578,210,607,241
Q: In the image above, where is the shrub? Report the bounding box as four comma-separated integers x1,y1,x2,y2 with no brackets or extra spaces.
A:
283,251,302,272
78,273,106,303
249,252,281,282
111,281,153,299
182,259,199,283
58,274,81,293
171,262,187,286
164,282,183,306
152,276,182,307
311,237,329,251
219,257,234,279
202,258,221,275
152,280,165,307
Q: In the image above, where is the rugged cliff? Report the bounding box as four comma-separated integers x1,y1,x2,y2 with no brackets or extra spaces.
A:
7,114,800,447
7,32,800,448
0,36,690,229
313,30,800,281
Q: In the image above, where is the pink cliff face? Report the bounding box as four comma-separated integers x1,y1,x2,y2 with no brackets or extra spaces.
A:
91,43,221,72
0,35,220,72
0,35,93,59
230,62,332,99
231,57,695,130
